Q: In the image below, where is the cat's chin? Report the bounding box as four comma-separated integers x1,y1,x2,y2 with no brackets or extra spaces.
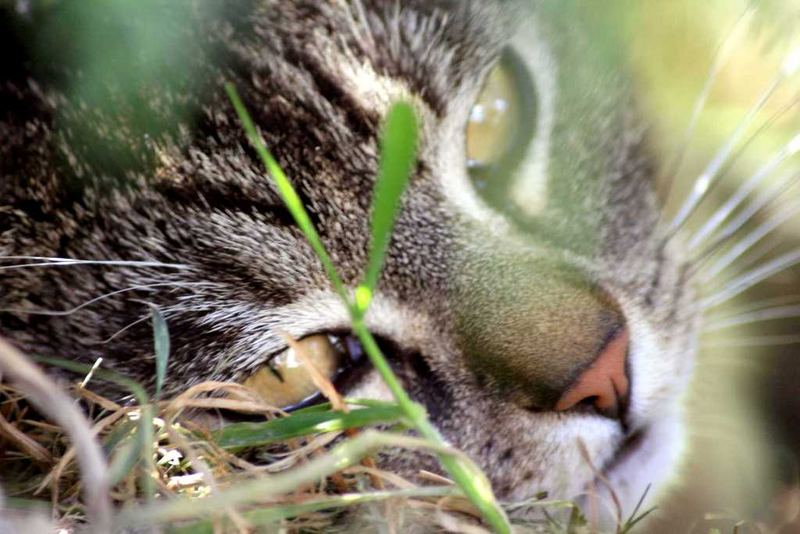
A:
350,366,685,522
575,410,686,528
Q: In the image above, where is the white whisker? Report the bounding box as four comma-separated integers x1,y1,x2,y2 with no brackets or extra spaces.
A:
704,304,800,331
706,293,800,319
731,231,786,273
664,7,755,217
701,334,800,347
0,282,209,316
0,257,189,272
688,133,800,250
660,7,755,194
700,201,800,282
701,248,800,309
667,46,800,235
98,314,152,344
717,94,800,180
697,168,800,261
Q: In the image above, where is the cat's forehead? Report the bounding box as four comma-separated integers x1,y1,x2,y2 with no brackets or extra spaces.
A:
274,1,658,259
250,0,515,115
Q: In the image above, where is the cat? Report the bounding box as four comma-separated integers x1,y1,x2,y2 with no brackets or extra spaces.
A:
3,0,777,529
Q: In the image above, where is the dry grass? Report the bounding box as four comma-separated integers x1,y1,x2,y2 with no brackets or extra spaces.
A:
3,346,798,534
0,339,517,533
2,340,800,533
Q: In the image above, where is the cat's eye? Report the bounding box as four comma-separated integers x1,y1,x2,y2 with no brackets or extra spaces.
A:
466,50,537,201
243,334,365,410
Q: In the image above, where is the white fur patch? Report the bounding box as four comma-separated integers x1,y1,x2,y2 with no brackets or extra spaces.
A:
508,19,558,217
337,56,412,113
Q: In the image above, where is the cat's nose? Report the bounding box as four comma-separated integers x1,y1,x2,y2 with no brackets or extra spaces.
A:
456,260,633,421
553,326,630,419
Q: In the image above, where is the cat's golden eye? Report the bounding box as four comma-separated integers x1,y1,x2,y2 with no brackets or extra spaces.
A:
243,334,364,410
466,50,536,198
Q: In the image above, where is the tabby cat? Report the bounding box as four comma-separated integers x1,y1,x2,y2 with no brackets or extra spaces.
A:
4,0,783,529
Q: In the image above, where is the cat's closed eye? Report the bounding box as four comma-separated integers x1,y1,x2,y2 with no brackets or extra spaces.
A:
244,334,366,410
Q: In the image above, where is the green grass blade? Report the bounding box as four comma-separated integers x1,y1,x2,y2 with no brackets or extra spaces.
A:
149,305,170,400
104,418,141,486
358,102,418,313
213,405,405,450
116,430,470,529
224,84,510,534
224,83,349,303
350,323,511,533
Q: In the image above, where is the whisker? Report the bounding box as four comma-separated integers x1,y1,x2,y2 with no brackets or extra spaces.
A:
728,231,787,273
712,94,800,184
98,314,152,344
667,46,800,235
688,133,800,251
706,293,800,319
660,7,755,193
701,248,800,309
700,200,800,282
0,282,209,317
0,257,189,272
701,334,800,347
704,304,800,331
694,168,800,264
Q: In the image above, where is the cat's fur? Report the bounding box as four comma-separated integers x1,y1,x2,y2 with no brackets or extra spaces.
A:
0,0,700,523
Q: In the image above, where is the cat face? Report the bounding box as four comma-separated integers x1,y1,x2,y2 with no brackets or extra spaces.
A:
0,0,699,522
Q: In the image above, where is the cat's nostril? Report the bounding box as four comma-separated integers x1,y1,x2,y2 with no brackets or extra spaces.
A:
554,327,630,420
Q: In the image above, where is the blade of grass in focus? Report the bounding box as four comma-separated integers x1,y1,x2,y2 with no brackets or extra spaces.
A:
357,102,417,313
149,305,170,400
214,404,406,450
225,83,511,534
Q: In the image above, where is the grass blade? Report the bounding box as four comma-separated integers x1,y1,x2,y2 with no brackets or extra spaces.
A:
213,405,405,450
225,84,511,534
224,82,348,303
117,430,474,529
33,355,157,500
149,305,170,400
358,102,418,313
107,430,145,487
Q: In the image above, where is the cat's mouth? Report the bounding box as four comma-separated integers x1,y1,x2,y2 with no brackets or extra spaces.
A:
603,426,649,477
562,426,648,529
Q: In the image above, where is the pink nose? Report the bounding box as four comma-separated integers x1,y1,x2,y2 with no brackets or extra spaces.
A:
554,327,630,418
